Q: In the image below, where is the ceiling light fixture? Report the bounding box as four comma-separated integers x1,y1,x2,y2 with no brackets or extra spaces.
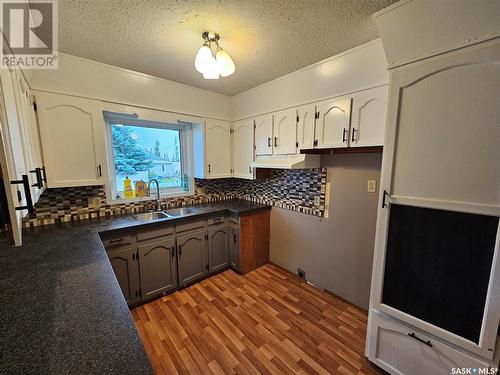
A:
194,32,235,80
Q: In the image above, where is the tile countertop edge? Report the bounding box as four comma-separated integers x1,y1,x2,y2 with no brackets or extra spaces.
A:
0,199,271,374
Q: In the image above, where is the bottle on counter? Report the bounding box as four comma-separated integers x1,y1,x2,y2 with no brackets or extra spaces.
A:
124,176,134,199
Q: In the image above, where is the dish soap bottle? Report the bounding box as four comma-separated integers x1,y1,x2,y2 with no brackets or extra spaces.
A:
124,176,134,199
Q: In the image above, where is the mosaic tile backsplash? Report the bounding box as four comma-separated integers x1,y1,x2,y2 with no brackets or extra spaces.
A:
23,168,327,227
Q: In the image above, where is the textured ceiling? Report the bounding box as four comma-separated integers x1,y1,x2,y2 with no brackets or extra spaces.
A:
58,0,396,95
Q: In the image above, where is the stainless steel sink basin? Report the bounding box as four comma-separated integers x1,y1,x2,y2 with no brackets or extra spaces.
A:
133,211,169,221
163,207,199,217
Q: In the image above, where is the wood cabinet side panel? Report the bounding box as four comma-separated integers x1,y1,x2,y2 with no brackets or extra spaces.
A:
239,214,255,274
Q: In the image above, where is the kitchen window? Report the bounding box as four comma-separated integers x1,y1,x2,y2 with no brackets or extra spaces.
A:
105,116,193,202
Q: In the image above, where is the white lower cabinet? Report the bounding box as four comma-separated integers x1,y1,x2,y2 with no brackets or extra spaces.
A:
35,91,105,188
350,85,388,147
367,311,495,375
315,97,352,149
231,119,254,179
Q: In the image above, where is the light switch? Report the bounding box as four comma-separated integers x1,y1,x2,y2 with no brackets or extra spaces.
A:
314,196,321,205
367,180,377,193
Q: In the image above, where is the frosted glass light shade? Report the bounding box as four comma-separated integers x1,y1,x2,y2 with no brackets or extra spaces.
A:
202,54,220,79
194,44,213,73
216,48,235,77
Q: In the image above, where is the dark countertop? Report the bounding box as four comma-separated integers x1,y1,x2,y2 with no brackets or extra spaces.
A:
0,199,271,374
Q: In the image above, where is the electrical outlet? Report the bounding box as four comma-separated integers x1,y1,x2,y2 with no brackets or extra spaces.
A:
88,197,101,209
314,195,321,205
367,180,377,193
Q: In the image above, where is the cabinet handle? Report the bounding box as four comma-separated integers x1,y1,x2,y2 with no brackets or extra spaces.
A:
248,165,252,174
408,332,432,347
267,137,271,147
29,167,43,188
342,128,348,143
351,128,357,143
41,167,47,182
208,164,211,174
314,139,318,147
10,175,34,214
274,137,278,148
233,233,237,242
98,164,102,177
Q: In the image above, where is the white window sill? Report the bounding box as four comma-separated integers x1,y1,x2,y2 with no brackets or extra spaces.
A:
107,189,194,206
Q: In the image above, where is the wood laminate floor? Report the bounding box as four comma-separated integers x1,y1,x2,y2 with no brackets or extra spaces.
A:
132,264,383,375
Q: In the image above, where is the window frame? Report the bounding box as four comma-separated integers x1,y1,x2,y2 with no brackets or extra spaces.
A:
103,113,195,205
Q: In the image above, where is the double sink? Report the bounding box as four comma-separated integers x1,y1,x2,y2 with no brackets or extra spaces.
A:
132,207,199,222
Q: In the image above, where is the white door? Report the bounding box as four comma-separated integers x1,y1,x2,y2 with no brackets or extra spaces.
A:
350,85,388,147
0,70,31,246
315,97,352,148
254,114,273,155
10,70,45,203
370,41,500,360
231,119,254,179
35,92,105,188
205,119,231,178
273,108,297,155
297,104,316,150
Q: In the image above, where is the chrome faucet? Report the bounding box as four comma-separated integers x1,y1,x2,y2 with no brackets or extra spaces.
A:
148,178,161,211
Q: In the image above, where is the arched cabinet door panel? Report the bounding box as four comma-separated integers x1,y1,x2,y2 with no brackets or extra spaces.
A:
350,85,388,147
254,114,273,155
208,226,229,273
273,108,297,155
108,248,140,305
138,238,177,300
205,119,231,178
177,231,207,287
297,104,316,150
35,91,105,188
315,97,351,149
232,119,255,179
390,61,500,207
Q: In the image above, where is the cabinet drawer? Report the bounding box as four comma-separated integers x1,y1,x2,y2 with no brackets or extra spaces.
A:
228,215,239,225
137,224,174,242
367,311,491,375
100,232,133,250
175,219,205,233
207,215,226,226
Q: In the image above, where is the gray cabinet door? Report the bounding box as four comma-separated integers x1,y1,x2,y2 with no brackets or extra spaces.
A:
138,238,177,300
177,230,207,287
229,225,239,272
208,226,229,274
108,248,140,305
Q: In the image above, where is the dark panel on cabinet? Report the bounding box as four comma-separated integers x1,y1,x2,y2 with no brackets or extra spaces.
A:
382,204,498,343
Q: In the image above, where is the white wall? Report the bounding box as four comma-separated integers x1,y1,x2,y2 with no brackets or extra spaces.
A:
27,53,232,121
231,39,389,120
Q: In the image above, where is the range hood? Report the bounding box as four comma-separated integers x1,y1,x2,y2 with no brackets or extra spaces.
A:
251,154,321,169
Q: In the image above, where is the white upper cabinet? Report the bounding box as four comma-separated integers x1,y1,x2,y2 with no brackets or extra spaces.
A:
35,92,105,188
231,119,254,179
200,119,231,179
350,85,388,147
315,97,352,149
272,108,297,155
296,104,316,150
254,114,273,155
